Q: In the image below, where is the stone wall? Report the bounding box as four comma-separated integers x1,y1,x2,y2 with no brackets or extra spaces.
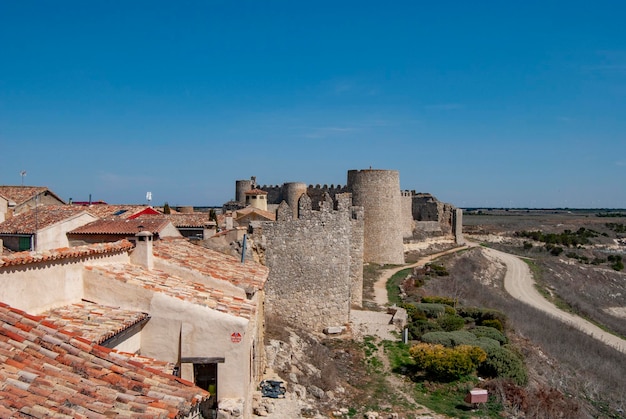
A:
259,193,362,331
347,169,404,265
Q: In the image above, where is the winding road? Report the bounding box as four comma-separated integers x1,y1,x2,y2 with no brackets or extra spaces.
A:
373,244,626,355
482,246,626,355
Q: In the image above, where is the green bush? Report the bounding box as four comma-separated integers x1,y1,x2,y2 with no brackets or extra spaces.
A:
481,319,503,332
478,346,528,385
469,326,508,345
409,343,486,381
421,330,478,347
457,307,507,330
408,320,442,340
425,263,449,276
415,303,446,318
421,296,457,307
475,336,502,351
400,303,427,321
437,314,465,332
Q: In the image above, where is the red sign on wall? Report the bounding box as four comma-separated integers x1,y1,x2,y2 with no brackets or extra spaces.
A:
230,332,242,343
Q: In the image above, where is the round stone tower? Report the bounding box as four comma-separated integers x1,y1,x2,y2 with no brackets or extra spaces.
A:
235,177,256,206
282,182,308,218
347,169,404,265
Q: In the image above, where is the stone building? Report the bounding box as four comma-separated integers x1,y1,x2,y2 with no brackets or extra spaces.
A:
257,193,363,331
0,233,269,418
233,168,462,332
0,185,66,222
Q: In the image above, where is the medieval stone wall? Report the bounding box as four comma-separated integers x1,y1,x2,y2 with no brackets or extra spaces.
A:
347,169,404,265
259,193,363,331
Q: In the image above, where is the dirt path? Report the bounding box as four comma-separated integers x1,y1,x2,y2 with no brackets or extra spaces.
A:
482,246,626,355
373,246,468,307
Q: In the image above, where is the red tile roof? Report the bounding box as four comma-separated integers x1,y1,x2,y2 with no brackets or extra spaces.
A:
69,217,174,235
234,206,276,221
0,186,65,206
86,263,258,319
41,301,149,345
0,302,208,418
0,240,133,268
76,204,158,219
159,213,216,228
153,238,269,291
245,189,268,195
0,205,92,234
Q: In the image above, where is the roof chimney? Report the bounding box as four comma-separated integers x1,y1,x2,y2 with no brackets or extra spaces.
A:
131,231,154,270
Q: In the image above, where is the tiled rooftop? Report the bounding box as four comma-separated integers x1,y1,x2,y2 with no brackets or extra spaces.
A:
245,189,268,195
77,204,158,219
0,186,59,206
153,238,269,291
85,263,257,319
0,205,92,234
234,206,276,221
69,217,174,235
41,301,149,345
0,240,133,268
0,302,208,418
159,213,216,228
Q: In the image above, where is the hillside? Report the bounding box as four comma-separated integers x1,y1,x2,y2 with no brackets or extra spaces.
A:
258,210,626,418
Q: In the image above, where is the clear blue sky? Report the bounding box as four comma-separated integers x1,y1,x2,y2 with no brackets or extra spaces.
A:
1,1,625,208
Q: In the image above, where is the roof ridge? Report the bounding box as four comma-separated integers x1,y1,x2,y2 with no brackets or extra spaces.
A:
0,240,133,268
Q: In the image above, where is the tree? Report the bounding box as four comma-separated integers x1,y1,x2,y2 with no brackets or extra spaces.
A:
163,202,171,214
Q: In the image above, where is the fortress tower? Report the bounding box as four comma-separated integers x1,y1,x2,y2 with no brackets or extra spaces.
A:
236,177,256,206
282,182,307,218
347,169,405,265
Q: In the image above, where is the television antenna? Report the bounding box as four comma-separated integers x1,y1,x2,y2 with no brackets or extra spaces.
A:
20,171,27,186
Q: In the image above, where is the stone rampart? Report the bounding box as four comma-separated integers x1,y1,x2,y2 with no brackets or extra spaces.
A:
348,169,404,265
259,193,363,331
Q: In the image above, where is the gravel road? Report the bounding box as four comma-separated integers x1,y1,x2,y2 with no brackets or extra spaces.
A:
482,246,626,355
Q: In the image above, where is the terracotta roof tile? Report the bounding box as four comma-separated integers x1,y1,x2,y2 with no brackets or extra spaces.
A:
244,189,268,195
153,238,269,291
158,213,216,228
234,206,276,221
0,186,63,206
41,301,149,345
69,218,173,235
87,263,258,319
77,204,157,219
0,205,93,234
0,303,208,418
0,240,133,268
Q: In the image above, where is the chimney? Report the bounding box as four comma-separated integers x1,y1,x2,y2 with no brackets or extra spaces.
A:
225,212,233,230
131,231,154,270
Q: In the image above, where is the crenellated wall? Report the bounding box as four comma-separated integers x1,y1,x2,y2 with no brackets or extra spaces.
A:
258,193,363,331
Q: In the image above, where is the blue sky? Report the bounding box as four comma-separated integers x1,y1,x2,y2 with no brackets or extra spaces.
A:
1,1,625,208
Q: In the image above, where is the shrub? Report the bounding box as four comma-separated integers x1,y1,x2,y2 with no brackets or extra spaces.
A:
523,241,533,250
457,307,507,330
409,343,486,381
437,313,465,332
425,263,449,276
550,246,564,256
400,303,427,321
414,303,446,318
421,296,456,306
481,319,504,332
421,330,478,347
478,346,528,385
469,326,508,345
475,336,502,351
408,320,442,340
